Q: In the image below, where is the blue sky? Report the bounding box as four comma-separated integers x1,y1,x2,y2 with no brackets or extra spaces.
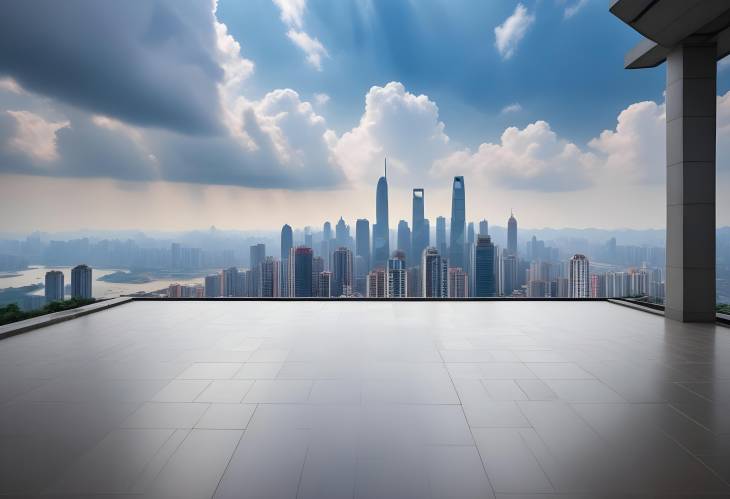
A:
0,0,728,231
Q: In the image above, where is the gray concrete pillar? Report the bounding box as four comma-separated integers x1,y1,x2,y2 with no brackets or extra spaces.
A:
665,41,716,322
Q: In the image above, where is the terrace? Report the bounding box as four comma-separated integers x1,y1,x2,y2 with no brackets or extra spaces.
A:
1,299,729,498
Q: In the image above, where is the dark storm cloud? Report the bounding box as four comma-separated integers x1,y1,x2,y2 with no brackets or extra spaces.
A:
0,0,224,135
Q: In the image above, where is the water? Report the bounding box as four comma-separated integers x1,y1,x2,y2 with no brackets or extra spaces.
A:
0,267,204,299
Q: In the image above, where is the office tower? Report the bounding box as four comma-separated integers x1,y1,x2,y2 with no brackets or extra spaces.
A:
293,247,313,297
204,274,221,297
367,268,387,298
319,272,332,298
355,218,371,271
335,217,350,248
466,223,475,295
260,257,280,297
372,159,390,269
397,220,411,257
322,221,332,270
248,244,265,297
449,176,466,270
411,188,427,266
406,267,421,297
71,264,92,299
45,270,64,302
236,270,249,297
323,221,332,241
507,211,518,256
436,216,447,257
448,268,468,298
304,227,313,250
569,254,590,298
422,247,448,298
221,267,239,297
502,252,518,296
479,219,488,236
250,244,265,268
467,222,475,246
171,243,181,269
353,255,367,297
312,256,324,297
386,251,407,298
332,247,353,297
281,225,293,261
474,236,496,297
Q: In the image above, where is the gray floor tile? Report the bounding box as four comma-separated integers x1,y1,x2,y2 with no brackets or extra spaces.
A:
122,402,209,429
195,380,254,403
196,403,257,429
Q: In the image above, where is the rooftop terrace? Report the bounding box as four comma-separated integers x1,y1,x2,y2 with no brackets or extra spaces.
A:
1,300,729,498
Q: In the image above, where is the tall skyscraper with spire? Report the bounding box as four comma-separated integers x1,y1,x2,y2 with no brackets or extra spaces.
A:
411,188,427,266
507,211,518,256
449,176,466,270
372,158,390,268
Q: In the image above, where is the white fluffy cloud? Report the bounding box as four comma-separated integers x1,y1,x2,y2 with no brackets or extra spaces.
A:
286,29,329,71
500,103,522,114
494,4,535,60
433,121,598,191
335,82,449,184
5,110,69,162
563,0,589,19
272,0,306,28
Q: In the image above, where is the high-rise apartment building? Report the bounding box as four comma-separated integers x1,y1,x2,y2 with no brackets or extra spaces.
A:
45,270,64,302
569,254,590,298
204,274,221,297
475,235,496,297
449,177,465,269
386,251,407,298
71,264,92,299
221,267,239,297
367,268,387,298
448,268,468,298
332,247,353,297
422,247,448,298
318,271,332,298
260,257,280,298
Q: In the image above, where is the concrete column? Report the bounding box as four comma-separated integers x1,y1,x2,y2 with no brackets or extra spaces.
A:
665,41,716,322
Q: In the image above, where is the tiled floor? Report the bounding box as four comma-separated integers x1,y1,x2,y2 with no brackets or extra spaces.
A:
0,300,729,498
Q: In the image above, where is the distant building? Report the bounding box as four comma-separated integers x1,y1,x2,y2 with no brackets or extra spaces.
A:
221,267,239,297
70,264,92,299
367,268,387,298
501,253,518,296
397,220,411,259
281,224,293,262
407,266,422,298
448,268,468,298
204,274,221,297
293,247,313,297
436,216,447,258
45,270,64,302
474,236,496,297
319,271,332,298
507,211,518,256
312,256,325,297
479,219,488,236
335,217,350,248
260,257,280,297
386,251,407,298
449,176,466,269
422,247,448,298
569,254,590,298
355,218,371,276
411,189,428,266
332,247,353,297
373,161,390,269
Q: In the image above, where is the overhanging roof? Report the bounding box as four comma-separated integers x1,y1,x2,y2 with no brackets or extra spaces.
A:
610,0,730,69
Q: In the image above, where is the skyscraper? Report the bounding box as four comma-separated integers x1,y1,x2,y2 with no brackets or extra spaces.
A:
221,267,239,297
318,271,332,298
71,264,92,299
449,176,466,269
260,257,280,297
372,159,390,269
293,247,313,297
411,188,427,266
332,247,353,297
250,244,265,269
436,216,447,257
355,219,370,295
507,211,518,256
448,268,468,298
45,270,64,302
502,252,518,296
367,268,386,298
475,235,496,297
569,254,590,298
386,251,407,298
335,217,350,248
204,274,221,297
422,247,448,298
322,221,332,270
311,256,324,297
397,220,411,258
467,222,475,246
281,224,293,262
479,219,488,236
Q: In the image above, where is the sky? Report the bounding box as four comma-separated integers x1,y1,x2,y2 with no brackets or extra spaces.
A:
0,0,728,232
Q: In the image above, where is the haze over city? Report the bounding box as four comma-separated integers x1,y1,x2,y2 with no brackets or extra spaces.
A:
1,1,729,232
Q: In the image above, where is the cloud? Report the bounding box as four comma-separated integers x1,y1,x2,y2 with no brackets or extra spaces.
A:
272,0,306,29
286,30,329,71
494,4,535,60
563,0,589,19
500,103,522,114
433,121,598,191
0,78,24,95
5,110,69,162
314,93,331,106
0,1,229,135
334,82,450,184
